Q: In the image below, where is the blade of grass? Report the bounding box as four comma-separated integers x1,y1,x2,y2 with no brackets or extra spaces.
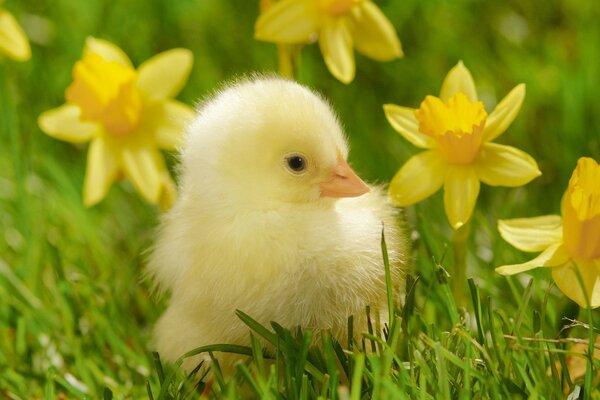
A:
250,334,266,376
468,279,485,344
381,226,394,328
350,353,365,400
512,278,534,336
236,310,278,345
152,352,165,385
235,363,261,397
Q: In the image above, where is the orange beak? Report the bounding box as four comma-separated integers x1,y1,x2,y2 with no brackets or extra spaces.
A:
319,157,370,198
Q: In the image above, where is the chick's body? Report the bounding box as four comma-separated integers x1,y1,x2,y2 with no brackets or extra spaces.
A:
149,77,405,372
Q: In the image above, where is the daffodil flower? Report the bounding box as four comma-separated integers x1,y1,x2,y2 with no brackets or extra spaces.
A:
0,0,31,61
497,157,600,308
255,0,402,83
384,61,541,229
39,37,194,208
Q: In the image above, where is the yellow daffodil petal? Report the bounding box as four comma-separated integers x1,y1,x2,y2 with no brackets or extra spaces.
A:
38,104,98,143
482,84,526,142
439,61,477,102
0,9,31,61
154,100,195,151
495,243,570,275
319,17,355,84
137,49,193,102
383,104,434,149
84,136,119,207
350,1,402,61
84,37,132,68
121,146,162,203
443,166,480,229
476,143,541,187
389,150,446,206
255,0,318,43
551,261,600,308
498,215,563,252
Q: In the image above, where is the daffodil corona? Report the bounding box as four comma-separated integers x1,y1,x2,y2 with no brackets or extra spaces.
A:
39,38,194,208
66,53,142,135
0,1,31,61
415,93,487,165
255,0,402,83
497,157,600,308
384,61,541,229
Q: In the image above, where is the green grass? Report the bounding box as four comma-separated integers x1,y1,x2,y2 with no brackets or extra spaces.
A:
1,0,600,398
147,247,599,399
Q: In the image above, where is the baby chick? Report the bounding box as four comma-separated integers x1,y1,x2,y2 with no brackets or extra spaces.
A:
148,76,406,372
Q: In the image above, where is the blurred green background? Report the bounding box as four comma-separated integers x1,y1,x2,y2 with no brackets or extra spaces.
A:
1,0,599,397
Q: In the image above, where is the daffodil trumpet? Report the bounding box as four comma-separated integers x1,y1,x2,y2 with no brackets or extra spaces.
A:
497,157,600,308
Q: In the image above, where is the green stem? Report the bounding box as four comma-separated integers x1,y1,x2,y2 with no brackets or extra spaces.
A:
451,221,471,307
277,44,301,80
1,65,27,236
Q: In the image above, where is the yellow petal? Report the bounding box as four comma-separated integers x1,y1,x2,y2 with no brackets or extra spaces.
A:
0,9,31,61
319,17,354,84
84,136,119,207
482,84,526,142
137,49,193,102
496,243,570,275
552,261,600,308
255,0,319,43
439,61,477,102
443,165,480,229
83,37,132,68
350,1,402,61
388,150,445,207
498,215,563,252
38,104,98,143
383,104,434,149
476,143,541,187
121,146,162,204
154,100,195,151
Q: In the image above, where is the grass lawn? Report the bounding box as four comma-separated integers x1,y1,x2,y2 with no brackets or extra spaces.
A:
0,0,599,398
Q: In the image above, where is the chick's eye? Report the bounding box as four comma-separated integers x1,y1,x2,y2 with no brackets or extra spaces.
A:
286,155,306,173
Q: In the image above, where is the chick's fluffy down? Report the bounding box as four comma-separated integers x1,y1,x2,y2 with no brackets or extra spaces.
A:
148,76,407,373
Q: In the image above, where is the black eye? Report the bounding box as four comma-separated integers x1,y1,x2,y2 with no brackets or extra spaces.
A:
286,155,306,172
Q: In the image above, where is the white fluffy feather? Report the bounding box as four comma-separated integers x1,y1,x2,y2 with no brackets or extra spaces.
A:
148,76,406,372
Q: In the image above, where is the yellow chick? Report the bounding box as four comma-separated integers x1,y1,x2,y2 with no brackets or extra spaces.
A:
148,76,406,372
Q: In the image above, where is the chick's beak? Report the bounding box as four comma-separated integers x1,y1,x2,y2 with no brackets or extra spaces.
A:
319,157,370,198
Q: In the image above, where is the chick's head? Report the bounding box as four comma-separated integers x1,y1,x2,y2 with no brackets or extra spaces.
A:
182,77,368,207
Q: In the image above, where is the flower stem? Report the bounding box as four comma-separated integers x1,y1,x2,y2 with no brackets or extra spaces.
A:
451,221,471,307
277,44,301,80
